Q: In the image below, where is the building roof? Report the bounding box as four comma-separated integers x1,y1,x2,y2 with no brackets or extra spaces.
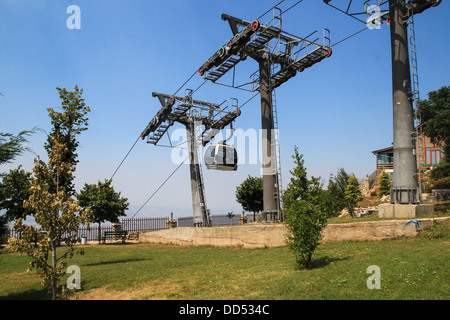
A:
372,146,394,155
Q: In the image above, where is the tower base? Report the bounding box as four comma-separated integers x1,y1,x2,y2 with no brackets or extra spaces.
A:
262,211,281,222
378,203,434,218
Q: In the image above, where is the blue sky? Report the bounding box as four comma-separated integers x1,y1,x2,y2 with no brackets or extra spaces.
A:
1,0,448,219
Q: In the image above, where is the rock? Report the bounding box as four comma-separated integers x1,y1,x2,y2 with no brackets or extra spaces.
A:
339,208,350,218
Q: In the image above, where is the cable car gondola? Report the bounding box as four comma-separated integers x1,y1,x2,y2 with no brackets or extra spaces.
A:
204,143,238,171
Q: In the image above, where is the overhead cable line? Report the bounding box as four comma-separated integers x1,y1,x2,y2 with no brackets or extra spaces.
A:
283,0,304,14
130,156,189,219
110,135,141,180
240,91,260,109
331,26,368,47
172,71,198,97
257,0,287,20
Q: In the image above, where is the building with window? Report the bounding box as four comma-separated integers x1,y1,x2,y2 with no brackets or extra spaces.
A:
372,146,394,173
415,123,444,169
367,125,444,190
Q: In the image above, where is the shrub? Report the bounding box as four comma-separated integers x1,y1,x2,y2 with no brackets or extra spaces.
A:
282,147,330,269
430,177,450,190
429,162,450,180
284,198,328,269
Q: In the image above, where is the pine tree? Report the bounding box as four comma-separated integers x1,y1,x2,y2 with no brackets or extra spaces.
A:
282,146,330,269
344,174,364,218
377,170,391,197
9,135,92,299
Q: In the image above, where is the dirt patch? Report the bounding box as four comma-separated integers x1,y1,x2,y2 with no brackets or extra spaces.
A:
76,280,184,300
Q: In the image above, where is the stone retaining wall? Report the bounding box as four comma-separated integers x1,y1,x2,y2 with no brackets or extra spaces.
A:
139,217,449,249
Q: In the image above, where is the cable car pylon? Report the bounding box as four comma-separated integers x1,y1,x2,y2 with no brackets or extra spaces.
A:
323,0,441,206
198,7,332,222
140,91,241,227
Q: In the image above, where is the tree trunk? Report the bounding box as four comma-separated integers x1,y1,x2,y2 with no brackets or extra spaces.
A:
304,253,312,269
51,241,57,300
98,222,101,244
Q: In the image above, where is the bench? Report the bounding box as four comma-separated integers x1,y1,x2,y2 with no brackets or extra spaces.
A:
102,231,128,244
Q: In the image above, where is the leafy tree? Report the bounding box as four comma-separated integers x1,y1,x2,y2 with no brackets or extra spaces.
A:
281,149,309,211
430,176,450,190
235,175,263,221
77,179,129,243
417,86,450,180
282,146,330,269
9,135,93,300
334,168,351,194
0,127,39,246
344,174,364,218
323,178,341,217
0,215,8,245
44,85,90,195
0,166,34,221
324,168,350,216
417,86,450,160
377,170,391,197
227,211,235,225
8,86,92,300
429,163,450,180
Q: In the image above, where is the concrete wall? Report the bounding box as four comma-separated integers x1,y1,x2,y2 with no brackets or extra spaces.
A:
139,217,449,249
139,224,286,249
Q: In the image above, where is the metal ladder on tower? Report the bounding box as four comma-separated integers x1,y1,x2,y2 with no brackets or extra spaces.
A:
407,11,424,196
190,117,211,227
272,89,283,221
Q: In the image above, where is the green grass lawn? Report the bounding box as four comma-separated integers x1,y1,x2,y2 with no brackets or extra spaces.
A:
1,219,449,300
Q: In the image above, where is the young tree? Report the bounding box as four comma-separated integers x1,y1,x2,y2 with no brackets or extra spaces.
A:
282,146,331,269
235,175,263,221
344,174,364,218
45,85,90,195
77,179,129,243
281,149,309,210
9,136,92,300
377,170,391,197
8,86,92,300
